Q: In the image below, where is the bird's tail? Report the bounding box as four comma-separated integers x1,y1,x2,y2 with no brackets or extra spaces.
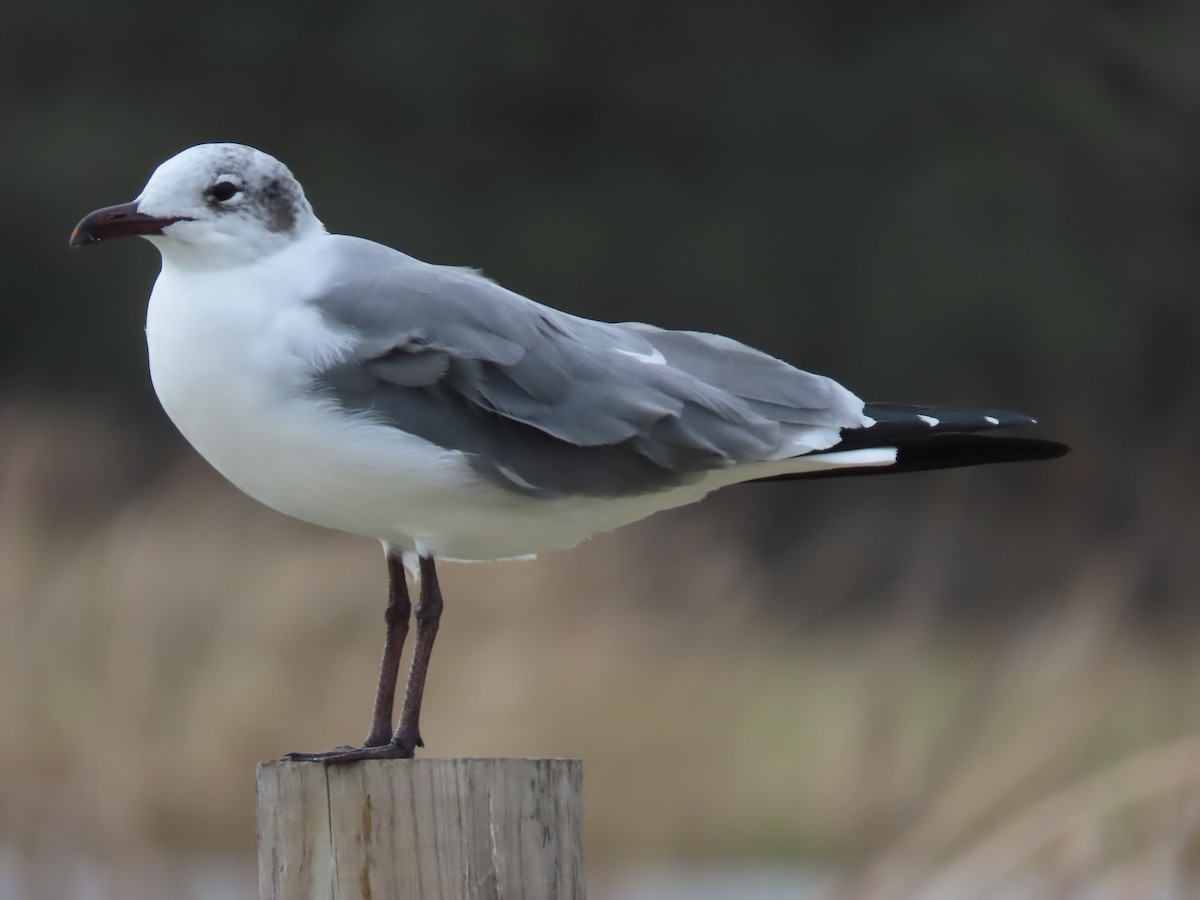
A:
757,403,1070,482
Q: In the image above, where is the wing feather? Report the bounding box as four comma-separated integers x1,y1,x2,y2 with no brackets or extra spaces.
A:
309,236,867,497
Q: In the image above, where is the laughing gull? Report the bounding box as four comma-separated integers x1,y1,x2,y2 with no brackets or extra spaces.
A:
70,143,1068,762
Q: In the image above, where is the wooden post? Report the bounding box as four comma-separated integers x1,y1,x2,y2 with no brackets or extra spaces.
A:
257,758,585,900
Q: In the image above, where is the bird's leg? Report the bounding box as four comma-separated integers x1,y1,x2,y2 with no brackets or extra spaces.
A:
283,550,412,762
283,555,444,765
363,551,412,747
390,555,444,756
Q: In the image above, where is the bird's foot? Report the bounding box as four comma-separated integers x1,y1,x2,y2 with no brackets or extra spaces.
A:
283,734,421,765
281,744,359,762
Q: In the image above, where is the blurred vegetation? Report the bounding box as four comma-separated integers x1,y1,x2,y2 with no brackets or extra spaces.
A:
6,1,1197,410
3,0,1198,623
3,2,1200,895
2,416,1200,898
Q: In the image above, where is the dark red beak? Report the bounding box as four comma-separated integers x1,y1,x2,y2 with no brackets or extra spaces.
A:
69,201,187,248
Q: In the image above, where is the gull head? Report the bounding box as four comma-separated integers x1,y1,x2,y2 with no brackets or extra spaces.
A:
70,143,325,270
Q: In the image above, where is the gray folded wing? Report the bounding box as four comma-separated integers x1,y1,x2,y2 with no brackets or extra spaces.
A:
309,236,865,498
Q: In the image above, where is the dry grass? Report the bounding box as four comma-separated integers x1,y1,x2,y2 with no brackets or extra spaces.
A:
2,407,1199,898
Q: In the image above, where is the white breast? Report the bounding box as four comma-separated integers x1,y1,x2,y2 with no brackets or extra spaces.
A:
142,247,629,560
146,250,460,547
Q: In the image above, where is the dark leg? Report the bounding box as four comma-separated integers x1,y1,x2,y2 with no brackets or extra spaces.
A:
391,555,444,756
363,552,411,747
284,550,412,761
285,554,445,764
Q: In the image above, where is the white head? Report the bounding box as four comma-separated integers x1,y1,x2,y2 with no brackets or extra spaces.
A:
70,143,326,270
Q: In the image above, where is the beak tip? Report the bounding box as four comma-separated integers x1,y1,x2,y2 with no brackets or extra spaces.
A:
69,200,175,249
68,227,100,249
69,217,103,249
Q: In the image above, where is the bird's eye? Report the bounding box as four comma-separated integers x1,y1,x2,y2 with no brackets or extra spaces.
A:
209,181,242,203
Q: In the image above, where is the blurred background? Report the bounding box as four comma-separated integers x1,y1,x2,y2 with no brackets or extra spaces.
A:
3,1,1200,897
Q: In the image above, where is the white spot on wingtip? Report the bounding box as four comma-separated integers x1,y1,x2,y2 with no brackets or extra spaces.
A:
917,414,939,427
984,416,1000,425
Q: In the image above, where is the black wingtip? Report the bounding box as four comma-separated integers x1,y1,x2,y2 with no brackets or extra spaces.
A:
862,402,1037,430
906,433,1071,465
831,402,1055,452
755,434,1070,484
753,398,1071,485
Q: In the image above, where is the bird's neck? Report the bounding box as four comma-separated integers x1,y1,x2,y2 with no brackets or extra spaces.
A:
148,221,327,274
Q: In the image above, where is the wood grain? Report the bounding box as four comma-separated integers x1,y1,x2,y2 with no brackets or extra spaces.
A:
258,758,585,899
